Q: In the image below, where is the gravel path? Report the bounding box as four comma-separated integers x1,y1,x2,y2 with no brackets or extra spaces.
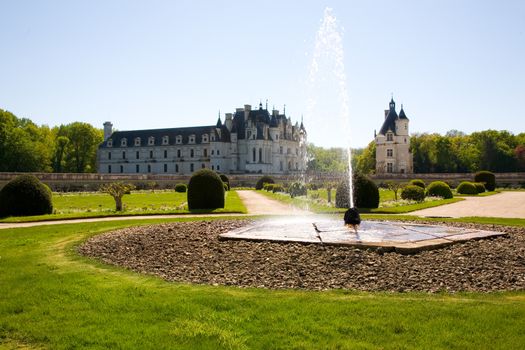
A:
78,220,525,293
411,191,525,218
236,190,311,215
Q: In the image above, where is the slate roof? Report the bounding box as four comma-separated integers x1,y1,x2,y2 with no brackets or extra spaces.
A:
399,106,408,120
100,126,217,148
378,98,408,135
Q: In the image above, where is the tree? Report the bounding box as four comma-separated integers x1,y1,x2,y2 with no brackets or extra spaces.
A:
64,122,103,173
100,182,136,211
355,141,376,174
515,145,525,171
306,143,347,173
385,180,404,201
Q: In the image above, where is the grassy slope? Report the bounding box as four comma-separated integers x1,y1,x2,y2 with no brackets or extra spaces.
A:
0,218,524,349
0,190,247,223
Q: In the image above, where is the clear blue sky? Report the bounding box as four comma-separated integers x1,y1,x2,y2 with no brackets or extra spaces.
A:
1,0,524,147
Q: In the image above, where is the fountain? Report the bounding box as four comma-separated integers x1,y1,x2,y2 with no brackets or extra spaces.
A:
219,7,506,254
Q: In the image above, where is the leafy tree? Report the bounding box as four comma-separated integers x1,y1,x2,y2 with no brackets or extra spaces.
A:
355,141,376,174
63,122,103,173
100,182,136,211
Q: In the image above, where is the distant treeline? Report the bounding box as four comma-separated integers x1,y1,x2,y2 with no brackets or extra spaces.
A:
310,130,525,174
0,109,103,173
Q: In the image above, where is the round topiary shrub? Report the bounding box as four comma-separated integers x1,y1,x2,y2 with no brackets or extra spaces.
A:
426,181,453,199
255,175,274,190
288,182,307,198
474,182,486,193
401,185,425,202
335,174,379,209
219,174,230,191
474,171,496,191
456,181,478,195
187,169,225,210
409,179,425,189
174,183,187,193
272,184,284,193
0,175,53,217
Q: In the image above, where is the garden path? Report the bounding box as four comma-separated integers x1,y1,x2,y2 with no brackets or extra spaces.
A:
236,190,311,216
409,191,525,219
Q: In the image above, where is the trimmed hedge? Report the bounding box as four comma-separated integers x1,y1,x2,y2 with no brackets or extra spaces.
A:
272,184,285,193
457,181,478,195
288,182,307,198
255,175,275,190
474,171,496,191
0,174,53,217
174,183,187,193
219,174,230,191
263,183,275,192
336,174,379,209
187,169,225,210
426,181,453,199
409,179,425,189
401,185,425,202
474,182,486,193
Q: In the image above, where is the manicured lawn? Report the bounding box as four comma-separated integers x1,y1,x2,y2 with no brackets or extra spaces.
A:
0,217,524,349
0,190,246,223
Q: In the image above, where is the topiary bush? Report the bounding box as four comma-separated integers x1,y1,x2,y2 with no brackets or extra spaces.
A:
288,182,307,198
335,174,379,209
474,182,486,193
263,183,275,192
174,183,187,193
187,169,225,210
255,175,274,190
0,175,53,217
409,179,425,189
219,174,230,191
401,185,425,202
474,171,496,191
272,184,284,193
456,181,478,195
426,181,453,199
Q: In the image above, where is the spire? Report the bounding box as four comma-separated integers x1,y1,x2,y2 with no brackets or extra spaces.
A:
266,99,268,110
389,95,395,110
259,100,263,110
300,114,305,130
283,104,286,115
216,111,222,128
399,104,408,119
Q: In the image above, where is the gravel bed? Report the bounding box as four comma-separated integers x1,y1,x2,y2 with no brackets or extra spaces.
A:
78,220,525,292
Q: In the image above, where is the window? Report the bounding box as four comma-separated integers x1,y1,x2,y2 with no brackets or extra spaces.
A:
134,137,141,146
190,163,194,172
202,134,208,143
296,148,299,156
136,164,140,173
121,138,127,147
387,133,393,142
149,150,153,158
387,149,393,157
164,164,168,173
108,152,111,160
120,165,123,173
405,124,407,130
217,150,220,155
164,150,167,158
280,161,283,171
276,135,279,140
190,149,194,158
259,148,262,163
189,135,195,144
247,130,252,139
162,136,169,145
136,151,139,159
175,164,179,172
204,149,208,157
176,135,182,144
211,150,214,155
107,139,113,147
404,138,407,143
212,165,214,170
211,135,215,142
217,165,220,171
387,163,393,173
201,164,205,169
279,146,283,154
252,148,256,162
108,165,112,173
147,164,151,173
148,137,155,146
122,151,126,159
177,149,181,158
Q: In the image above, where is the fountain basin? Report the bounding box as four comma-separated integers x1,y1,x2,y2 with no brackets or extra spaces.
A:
219,217,507,254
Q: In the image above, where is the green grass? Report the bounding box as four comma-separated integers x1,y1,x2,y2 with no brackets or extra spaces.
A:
454,190,500,197
0,190,247,223
0,217,524,349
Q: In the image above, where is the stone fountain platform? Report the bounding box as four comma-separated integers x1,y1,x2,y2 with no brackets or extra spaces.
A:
219,217,507,254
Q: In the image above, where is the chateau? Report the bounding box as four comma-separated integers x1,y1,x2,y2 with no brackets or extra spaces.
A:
97,103,307,175
375,98,413,174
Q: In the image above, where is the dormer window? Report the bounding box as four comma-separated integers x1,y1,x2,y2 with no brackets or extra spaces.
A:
202,134,208,143
121,138,127,147
134,137,141,146
148,136,155,146
162,136,169,145
189,135,195,144
176,135,182,144
211,135,215,142
107,139,113,147
387,133,393,142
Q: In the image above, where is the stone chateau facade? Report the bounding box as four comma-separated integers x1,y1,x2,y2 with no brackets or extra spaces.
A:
97,103,307,175
375,98,413,174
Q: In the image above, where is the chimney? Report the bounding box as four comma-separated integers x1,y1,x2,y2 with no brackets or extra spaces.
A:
103,121,113,141
244,104,251,120
225,113,233,131
384,110,389,119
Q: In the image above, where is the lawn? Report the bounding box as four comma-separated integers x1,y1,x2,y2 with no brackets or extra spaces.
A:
0,190,247,223
0,217,524,349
